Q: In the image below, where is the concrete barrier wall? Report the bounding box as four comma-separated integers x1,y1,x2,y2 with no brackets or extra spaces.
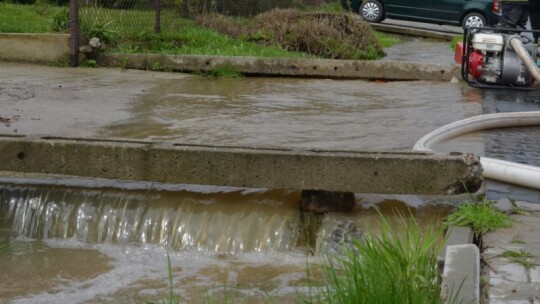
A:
0,135,482,195
0,33,70,63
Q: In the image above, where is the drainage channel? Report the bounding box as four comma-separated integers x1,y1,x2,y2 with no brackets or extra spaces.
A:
0,179,455,303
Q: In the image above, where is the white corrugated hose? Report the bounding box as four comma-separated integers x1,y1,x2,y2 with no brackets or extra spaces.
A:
413,111,540,190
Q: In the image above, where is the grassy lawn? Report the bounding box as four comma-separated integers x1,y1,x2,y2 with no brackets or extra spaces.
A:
0,3,64,33
0,3,401,60
108,20,311,58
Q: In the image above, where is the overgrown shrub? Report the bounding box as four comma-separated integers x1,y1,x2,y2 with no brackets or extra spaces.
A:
196,9,384,60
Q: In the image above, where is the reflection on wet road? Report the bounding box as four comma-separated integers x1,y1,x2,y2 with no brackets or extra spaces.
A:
104,77,483,151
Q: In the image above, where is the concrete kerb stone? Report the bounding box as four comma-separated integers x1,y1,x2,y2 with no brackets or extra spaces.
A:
97,53,460,81
370,23,459,41
438,226,475,271
442,244,481,304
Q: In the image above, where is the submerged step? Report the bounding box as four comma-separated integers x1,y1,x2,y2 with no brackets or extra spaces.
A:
0,135,482,195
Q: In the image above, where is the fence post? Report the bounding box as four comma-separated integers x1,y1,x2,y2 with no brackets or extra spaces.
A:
155,0,161,34
69,0,80,67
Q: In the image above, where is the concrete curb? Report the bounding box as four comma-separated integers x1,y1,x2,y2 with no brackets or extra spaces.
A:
442,244,481,304
438,226,475,270
370,23,459,41
98,53,460,81
438,227,480,304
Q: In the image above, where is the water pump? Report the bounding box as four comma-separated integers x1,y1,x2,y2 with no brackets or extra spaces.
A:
457,27,540,89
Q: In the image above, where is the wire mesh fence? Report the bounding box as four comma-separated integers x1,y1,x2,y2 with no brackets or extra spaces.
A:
78,0,327,42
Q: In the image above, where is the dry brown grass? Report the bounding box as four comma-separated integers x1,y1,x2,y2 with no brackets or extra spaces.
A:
196,9,384,60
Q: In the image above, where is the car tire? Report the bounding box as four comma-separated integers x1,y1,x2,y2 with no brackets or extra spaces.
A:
360,0,385,23
462,12,486,28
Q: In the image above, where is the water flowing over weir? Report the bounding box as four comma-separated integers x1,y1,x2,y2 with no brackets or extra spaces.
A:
0,183,301,254
0,180,454,303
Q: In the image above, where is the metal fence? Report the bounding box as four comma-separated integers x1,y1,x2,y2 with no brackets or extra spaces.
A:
79,0,326,39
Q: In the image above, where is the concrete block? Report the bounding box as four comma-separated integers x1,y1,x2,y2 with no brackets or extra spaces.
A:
438,226,474,270
0,33,70,63
442,244,480,304
0,135,483,195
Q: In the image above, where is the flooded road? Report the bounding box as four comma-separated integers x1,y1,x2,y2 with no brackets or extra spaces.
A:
102,77,483,151
1,59,540,303
0,62,481,151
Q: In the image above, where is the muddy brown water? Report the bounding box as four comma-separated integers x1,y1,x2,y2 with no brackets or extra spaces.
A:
0,181,454,303
1,60,540,303
101,77,483,150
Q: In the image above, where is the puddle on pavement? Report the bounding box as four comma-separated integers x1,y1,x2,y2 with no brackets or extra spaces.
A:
0,180,454,303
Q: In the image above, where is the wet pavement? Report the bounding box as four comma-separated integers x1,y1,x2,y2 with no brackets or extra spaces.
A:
381,37,456,65
381,18,463,35
0,62,481,150
482,208,540,304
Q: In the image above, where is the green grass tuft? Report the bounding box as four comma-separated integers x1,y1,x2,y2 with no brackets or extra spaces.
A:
502,248,535,259
444,196,512,238
207,64,244,78
307,213,448,304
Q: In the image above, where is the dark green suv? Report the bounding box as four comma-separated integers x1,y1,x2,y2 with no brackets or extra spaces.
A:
345,0,500,28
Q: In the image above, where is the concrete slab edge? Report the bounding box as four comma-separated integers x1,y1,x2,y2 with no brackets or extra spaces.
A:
370,23,459,41
0,134,483,195
98,53,461,81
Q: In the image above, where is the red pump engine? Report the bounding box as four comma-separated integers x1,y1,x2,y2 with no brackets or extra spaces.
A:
458,27,539,89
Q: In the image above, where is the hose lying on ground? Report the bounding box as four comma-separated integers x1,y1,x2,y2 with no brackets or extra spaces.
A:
413,111,540,190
